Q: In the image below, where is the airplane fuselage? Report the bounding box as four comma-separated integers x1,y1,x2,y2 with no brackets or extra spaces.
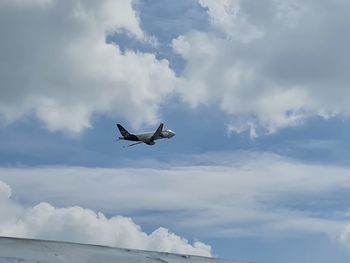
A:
117,123,175,147
119,130,175,145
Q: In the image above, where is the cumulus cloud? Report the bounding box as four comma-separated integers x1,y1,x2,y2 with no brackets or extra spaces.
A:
0,180,211,257
174,0,350,135
198,0,263,42
0,153,349,240
0,0,178,133
3,0,350,136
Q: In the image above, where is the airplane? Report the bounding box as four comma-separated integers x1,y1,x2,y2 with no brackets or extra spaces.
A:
116,123,175,147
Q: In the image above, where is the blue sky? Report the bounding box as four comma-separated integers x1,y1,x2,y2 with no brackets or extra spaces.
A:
1,0,350,262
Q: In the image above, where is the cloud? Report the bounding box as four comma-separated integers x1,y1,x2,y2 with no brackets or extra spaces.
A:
3,0,350,136
1,152,350,241
0,181,11,200
173,0,350,135
340,224,350,250
0,181,211,257
198,0,263,42
0,0,179,134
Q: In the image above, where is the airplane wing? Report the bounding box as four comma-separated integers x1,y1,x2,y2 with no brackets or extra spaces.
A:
0,236,242,263
151,123,163,141
124,141,144,148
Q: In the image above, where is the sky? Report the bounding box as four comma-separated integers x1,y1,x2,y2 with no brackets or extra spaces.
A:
1,0,350,262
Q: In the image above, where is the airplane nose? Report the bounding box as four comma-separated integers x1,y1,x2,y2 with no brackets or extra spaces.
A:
170,131,175,137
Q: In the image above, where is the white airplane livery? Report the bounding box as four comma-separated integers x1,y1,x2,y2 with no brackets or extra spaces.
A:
117,123,175,147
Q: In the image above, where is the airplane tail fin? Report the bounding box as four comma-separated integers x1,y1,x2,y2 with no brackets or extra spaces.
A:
117,124,131,137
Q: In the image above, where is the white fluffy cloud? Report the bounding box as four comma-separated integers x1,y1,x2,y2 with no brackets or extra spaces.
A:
0,0,178,133
3,0,350,136
174,0,350,135
0,181,211,257
0,153,350,241
198,0,263,42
